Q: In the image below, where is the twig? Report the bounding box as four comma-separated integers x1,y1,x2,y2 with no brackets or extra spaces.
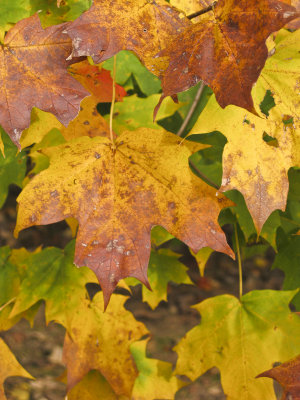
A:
189,159,219,189
187,1,217,20
0,297,16,313
177,81,205,137
109,55,117,143
234,223,243,299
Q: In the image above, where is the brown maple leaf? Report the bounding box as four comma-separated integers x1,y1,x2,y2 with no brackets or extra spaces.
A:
257,354,300,400
158,0,299,112
0,14,89,147
15,129,233,306
64,0,191,75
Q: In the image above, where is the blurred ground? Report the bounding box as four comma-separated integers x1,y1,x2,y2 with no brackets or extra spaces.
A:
0,187,284,400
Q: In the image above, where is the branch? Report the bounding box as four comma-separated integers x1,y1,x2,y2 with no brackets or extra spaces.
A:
189,160,219,190
177,81,205,137
187,1,217,20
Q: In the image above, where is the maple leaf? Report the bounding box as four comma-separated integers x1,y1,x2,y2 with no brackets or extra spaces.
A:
63,292,148,397
0,0,30,42
0,338,33,399
20,108,64,149
0,14,88,147
272,235,300,310
103,50,162,96
0,246,22,331
252,29,300,129
15,128,233,306
257,354,300,400
10,241,97,331
0,130,27,207
131,339,185,399
68,60,127,102
175,290,300,400
126,248,193,309
67,370,118,400
158,0,299,112
63,0,191,74
109,94,183,134
60,96,111,141
189,94,298,232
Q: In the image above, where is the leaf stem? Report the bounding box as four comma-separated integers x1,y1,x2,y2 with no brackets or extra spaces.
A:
177,81,205,137
234,223,243,299
189,159,219,189
0,297,16,313
187,1,217,20
109,55,117,143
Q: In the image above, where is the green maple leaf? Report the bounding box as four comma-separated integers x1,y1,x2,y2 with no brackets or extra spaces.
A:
103,50,161,96
131,339,184,399
10,241,97,330
0,130,27,208
106,94,182,134
175,290,300,400
127,248,192,309
272,236,300,310
0,0,30,41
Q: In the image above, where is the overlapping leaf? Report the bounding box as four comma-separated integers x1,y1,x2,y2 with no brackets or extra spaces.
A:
257,354,300,400
68,60,127,102
67,370,119,400
0,0,30,41
252,29,300,136
131,339,184,399
0,14,88,147
61,96,111,141
63,293,148,397
175,290,300,400
10,241,97,331
127,248,193,309
0,338,32,399
190,94,298,232
159,0,299,112
103,51,161,96
64,0,191,74
108,94,182,135
15,129,233,305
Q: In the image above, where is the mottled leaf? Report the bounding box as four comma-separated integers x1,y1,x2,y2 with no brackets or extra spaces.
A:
257,354,300,400
61,96,111,141
131,339,184,399
15,129,233,306
0,14,88,147
64,0,190,74
175,290,300,400
159,0,299,112
63,293,148,397
190,95,298,232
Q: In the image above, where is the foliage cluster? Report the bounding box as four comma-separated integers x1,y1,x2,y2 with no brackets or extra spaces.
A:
0,0,299,399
